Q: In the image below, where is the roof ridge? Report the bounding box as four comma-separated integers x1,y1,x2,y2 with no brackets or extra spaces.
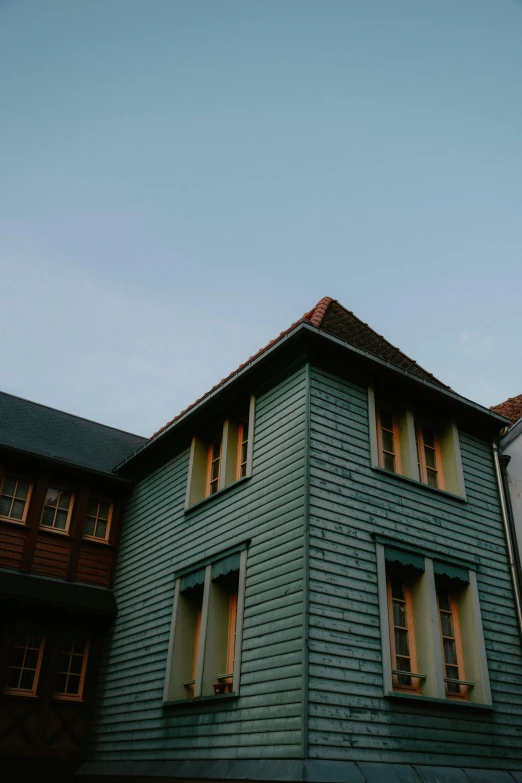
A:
0,389,146,440
303,296,334,327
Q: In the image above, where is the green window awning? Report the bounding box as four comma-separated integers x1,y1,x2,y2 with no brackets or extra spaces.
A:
180,568,206,592
434,560,469,584
212,553,240,580
385,546,425,572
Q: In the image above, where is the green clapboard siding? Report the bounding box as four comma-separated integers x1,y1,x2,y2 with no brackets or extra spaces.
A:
307,366,522,769
88,365,308,761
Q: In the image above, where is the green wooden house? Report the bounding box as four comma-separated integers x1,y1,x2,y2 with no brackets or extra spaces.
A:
79,298,522,783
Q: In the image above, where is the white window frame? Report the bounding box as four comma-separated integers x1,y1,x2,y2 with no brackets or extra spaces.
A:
163,547,248,703
376,542,491,706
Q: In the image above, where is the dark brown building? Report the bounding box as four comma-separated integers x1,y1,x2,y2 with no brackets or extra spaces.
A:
0,391,146,782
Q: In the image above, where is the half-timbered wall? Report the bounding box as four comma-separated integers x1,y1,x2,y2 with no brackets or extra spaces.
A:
88,364,308,761
307,366,522,770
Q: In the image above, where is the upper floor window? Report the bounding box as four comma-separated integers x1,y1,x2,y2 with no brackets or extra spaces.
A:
207,437,222,496
377,543,491,705
163,547,247,703
185,396,255,509
83,497,112,541
0,475,32,524
40,488,74,532
4,629,45,696
416,425,444,490
53,632,89,701
369,389,466,498
376,406,401,474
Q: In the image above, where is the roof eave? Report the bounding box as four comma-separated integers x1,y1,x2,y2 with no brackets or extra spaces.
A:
0,443,132,484
114,322,508,473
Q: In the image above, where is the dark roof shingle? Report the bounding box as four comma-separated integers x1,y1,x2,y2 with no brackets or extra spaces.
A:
0,391,147,473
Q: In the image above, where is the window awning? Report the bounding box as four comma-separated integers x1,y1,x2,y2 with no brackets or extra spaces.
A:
385,546,425,572
434,560,469,584
212,553,240,580
180,569,206,592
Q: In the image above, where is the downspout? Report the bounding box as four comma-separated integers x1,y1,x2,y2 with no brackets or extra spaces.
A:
493,430,522,644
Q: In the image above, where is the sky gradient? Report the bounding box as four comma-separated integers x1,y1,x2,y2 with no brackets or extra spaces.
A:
1,1,521,436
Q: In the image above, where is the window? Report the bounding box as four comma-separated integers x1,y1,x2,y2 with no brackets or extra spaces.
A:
164,547,247,703
53,632,89,700
376,406,401,474
236,419,249,479
387,577,419,693
437,589,467,700
83,497,112,541
416,424,444,490
0,475,32,524
4,629,45,696
376,542,491,705
185,396,255,508
206,437,222,496
40,488,74,532
368,387,466,498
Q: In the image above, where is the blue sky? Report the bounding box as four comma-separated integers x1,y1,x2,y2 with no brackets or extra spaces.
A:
1,1,521,435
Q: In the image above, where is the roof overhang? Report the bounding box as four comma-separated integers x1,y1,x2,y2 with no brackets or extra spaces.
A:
115,321,509,474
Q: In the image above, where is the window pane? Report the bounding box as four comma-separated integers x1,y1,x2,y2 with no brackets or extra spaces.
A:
383,452,395,472
0,496,12,517
395,628,410,656
57,652,70,672
87,498,99,516
393,601,406,628
438,593,451,611
41,507,55,527
95,520,107,539
11,646,25,667
20,669,36,690
70,655,83,675
2,477,16,496
55,510,68,530
391,578,404,600
15,481,29,500
443,638,458,665
423,427,435,447
396,656,411,673
440,612,454,636
427,469,438,488
24,648,39,669
212,441,221,460
382,430,394,453
11,500,25,520
380,409,393,430
424,447,436,469
46,488,60,506
98,500,110,519
67,675,81,694
211,460,220,481
58,492,72,510
6,668,22,688
83,517,96,537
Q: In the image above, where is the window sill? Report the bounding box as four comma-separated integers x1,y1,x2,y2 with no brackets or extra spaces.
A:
3,690,39,699
385,691,492,710
185,475,251,514
163,692,237,708
372,466,467,503
82,535,111,546
0,516,27,526
39,526,71,536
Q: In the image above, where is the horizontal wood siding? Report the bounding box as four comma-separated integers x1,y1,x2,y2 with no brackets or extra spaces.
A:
75,545,113,587
0,523,26,570
307,367,522,768
88,365,307,761
31,533,70,579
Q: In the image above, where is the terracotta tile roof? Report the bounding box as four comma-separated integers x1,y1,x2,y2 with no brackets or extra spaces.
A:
491,395,522,425
151,297,448,440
